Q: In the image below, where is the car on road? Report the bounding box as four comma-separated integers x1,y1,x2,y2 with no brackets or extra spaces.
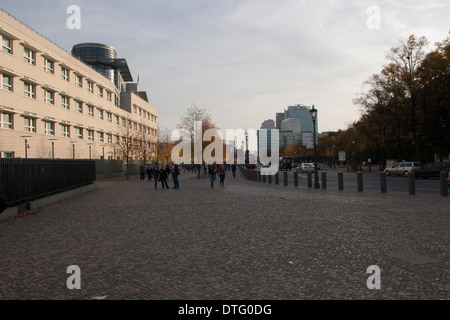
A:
298,163,316,173
292,162,299,169
279,156,293,171
383,161,422,176
413,162,450,179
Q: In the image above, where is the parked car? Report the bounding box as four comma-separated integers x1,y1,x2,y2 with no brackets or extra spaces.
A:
383,162,422,176
299,163,316,173
413,162,450,179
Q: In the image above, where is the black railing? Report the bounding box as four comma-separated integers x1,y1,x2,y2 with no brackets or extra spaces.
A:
0,159,96,207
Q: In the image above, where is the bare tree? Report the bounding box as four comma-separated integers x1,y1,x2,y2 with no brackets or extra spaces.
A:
115,116,139,180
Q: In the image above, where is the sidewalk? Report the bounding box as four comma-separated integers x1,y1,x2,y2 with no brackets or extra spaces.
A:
0,169,448,300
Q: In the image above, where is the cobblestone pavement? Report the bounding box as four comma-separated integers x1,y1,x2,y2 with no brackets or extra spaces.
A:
0,168,448,300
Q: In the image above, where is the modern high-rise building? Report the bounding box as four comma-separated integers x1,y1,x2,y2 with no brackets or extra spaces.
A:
0,9,157,160
275,112,285,130
284,105,317,133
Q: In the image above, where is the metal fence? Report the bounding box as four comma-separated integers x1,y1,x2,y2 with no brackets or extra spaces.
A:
0,159,96,207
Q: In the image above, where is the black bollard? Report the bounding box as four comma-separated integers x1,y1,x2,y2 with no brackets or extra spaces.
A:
321,172,327,189
294,171,298,187
380,172,387,194
357,172,363,192
440,171,448,197
409,172,415,195
338,172,344,190
307,172,312,189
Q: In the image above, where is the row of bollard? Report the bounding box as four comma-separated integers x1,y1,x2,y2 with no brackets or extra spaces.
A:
244,169,449,197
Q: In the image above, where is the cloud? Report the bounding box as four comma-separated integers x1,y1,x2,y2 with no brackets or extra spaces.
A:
1,0,449,133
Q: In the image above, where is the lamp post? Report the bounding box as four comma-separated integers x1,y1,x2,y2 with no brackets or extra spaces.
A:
245,130,249,167
21,136,31,159
309,105,319,189
49,139,57,159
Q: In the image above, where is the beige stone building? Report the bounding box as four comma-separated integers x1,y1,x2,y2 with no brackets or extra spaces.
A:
0,9,157,160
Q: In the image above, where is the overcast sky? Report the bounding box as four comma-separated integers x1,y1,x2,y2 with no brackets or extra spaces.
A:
1,0,449,133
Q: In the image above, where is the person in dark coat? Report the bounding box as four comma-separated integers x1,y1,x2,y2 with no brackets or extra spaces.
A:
154,164,160,189
172,164,180,189
159,167,170,189
146,166,152,182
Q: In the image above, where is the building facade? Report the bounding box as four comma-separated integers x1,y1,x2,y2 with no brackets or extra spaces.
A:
0,9,157,160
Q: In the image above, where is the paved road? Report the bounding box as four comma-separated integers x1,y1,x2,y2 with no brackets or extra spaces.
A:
0,168,448,300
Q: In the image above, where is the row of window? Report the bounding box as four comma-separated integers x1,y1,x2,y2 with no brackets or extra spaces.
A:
0,112,158,138
1,73,157,128
2,34,118,106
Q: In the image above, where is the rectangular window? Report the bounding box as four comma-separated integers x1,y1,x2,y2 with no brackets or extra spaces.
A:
115,115,119,125
0,152,14,159
24,82,36,98
61,124,70,138
87,81,93,93
98,132,104,142
133,122,137,130
107,91,112,101
75,101,83,113
44,90,54,104
61,96,70,110
2,36,12,54
115,135,119,144
122,118,126,127
87,130,94,141
98,86,103,97
133,106,137,113
76,128,83,140
88,106,94,117
61,67,69,81
0,113,13,129
24,48,35,64
24,117,36,133
44,58,54,74
1,74,12,91
107,134,112,144
139,108,142,116
44,121,55,135
107,112,112,122
98,109,104,120
75,75,82,87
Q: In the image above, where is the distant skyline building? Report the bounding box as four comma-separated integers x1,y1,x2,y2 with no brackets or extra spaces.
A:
260,119,275,130
275,112,285,130
280,118,301,134
284,105,317,133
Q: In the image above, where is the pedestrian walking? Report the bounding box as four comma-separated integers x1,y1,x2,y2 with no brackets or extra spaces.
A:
159,167,170,189
146,165,152,182
208,163,217,188
139,163,145,181
153,164,160,189
218,164,226,186
172,164,180,189
232,164,236,178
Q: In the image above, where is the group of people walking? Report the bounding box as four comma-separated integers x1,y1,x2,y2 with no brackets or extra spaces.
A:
139,163,180,189
139,162,238,190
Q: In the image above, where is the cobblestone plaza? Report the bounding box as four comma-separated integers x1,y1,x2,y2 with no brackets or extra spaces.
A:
0,170,448,300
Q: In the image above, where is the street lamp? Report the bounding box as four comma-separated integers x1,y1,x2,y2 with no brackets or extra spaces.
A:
244,130,249,166
309,105,319,189
49,139,57,159
20,136,31,159
70,141,77,159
